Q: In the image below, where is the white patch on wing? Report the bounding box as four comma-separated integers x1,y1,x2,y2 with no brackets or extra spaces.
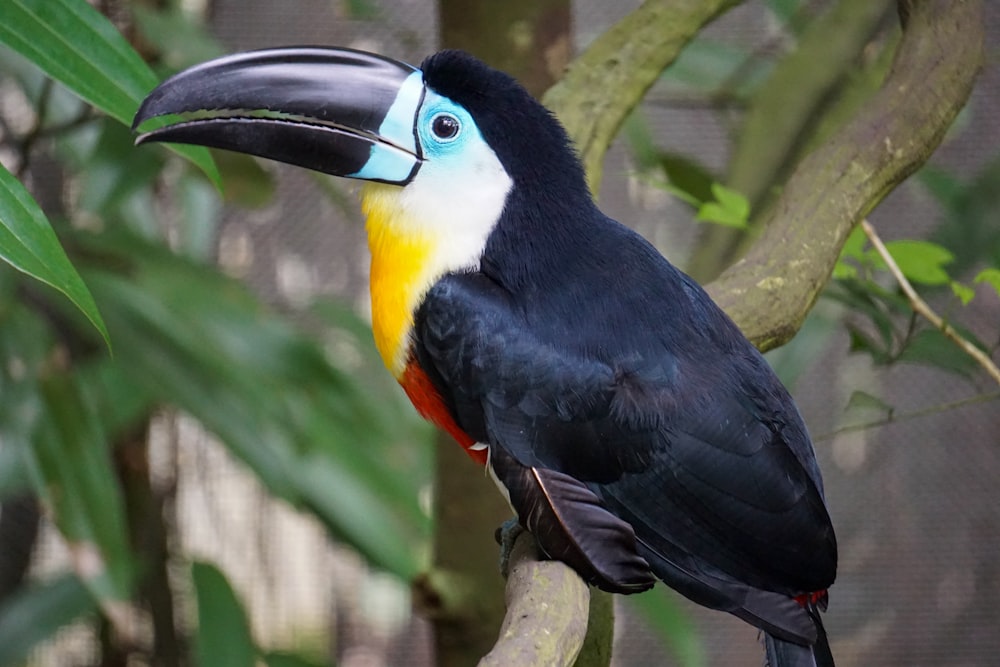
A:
484,445,515,512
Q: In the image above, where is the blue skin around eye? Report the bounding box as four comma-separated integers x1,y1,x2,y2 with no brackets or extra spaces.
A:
350,79,486,182
417,95,476,160
350,71,424,182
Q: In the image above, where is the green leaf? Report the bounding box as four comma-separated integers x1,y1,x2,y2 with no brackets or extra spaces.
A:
77,119,165,217
846,324,892,365
897,328,979,377
628,589,705,667
950,280,975,305
0,163,109,346
659,155,717,209
0,0,219,186
1,0,154,124
174,173,223,260
833,227,867,280
28,374,134,601
873,240,954,286
212,151,277,208
191,562,257,667
825,278,907,350
839,225,867,261
0,298,52,498
973,267,1000,297
79,230,430,579
928,157,1000,275
917,164,963,212
696,183,749,229
844,390,894,415
0,574,96,666
832,262,857,280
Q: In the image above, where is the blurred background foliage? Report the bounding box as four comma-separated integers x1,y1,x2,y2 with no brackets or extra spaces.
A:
0,1,997,666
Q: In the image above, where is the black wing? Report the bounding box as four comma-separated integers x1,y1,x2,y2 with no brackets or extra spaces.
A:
414,271,836,643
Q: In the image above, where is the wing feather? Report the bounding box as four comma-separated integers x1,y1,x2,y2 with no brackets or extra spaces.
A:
413,270,836,639
489,446,655,593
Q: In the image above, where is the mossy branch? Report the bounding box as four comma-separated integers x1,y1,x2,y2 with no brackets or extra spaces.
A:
478,531,591,667
687,0,895,281
707,0,984,350
542,0,741,193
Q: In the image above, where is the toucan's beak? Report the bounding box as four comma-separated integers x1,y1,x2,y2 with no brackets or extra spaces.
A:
133,47,425,184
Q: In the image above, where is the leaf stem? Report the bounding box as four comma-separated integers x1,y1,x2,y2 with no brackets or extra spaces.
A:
861,219,1000,386
815,390,1000,441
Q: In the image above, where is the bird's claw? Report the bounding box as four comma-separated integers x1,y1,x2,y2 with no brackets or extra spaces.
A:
495,516,524,579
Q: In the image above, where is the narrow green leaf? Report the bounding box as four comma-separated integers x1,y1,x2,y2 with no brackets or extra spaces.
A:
973,267,1000,297
0,574,96,666
29,374,134,601
0,163,109,346
0,299,52,498
950,280,975,305
1,0,153,123
77,230,430,579
0,0,219,185
192,562,257,667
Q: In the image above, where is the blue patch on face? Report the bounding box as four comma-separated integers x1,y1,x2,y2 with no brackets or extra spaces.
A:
350,70,424,183
415,92,479,161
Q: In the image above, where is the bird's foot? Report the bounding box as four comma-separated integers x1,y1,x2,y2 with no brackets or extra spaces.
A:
494,516,525,579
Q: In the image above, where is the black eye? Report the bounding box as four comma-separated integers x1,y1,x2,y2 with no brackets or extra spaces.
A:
431,113,461,140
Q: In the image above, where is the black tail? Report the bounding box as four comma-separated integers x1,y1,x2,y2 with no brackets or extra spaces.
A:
763,607,833,667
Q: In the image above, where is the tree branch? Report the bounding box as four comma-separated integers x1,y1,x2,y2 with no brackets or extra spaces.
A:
861,219,1000,385
478,531,591,667
542,0,741,193
707,0,984,351
687,0,895,281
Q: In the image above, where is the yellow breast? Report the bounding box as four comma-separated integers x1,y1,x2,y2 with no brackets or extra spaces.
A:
362,183,440,378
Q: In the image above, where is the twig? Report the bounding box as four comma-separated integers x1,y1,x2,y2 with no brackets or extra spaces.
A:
815,390,1000,441
861,219,1000,386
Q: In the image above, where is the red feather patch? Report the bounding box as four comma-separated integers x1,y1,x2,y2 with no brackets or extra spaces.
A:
401,360,487,466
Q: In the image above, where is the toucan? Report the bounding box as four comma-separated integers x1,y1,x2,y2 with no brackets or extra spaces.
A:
133,47,837,667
